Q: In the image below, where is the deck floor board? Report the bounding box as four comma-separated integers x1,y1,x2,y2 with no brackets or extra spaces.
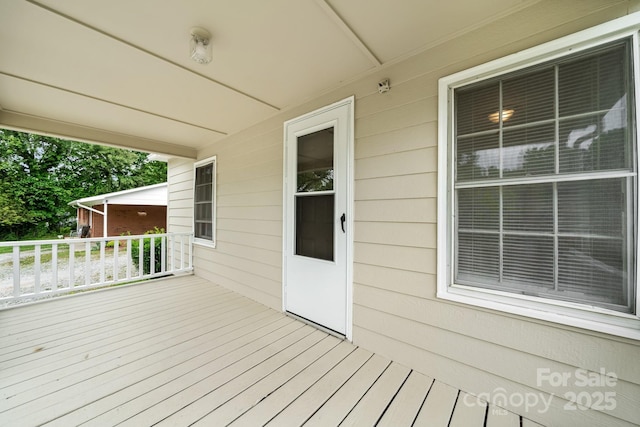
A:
0,275,533,426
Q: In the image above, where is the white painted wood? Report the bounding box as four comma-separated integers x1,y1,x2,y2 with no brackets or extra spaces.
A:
98,240,105,283
265,347,372,425
112,239,119,281
157,330,332,426
339,362,411,426
8,316,304,425
377,370,434,426
68,242,75,289
414,380,459,426
137,237,143,278
84,241,91,285
283,97,354,336
0,276,529,426
33,244,41,293
125,325,319,427
449,391,487,427
126,239,132,278
51,243,58,291
304,353,390,426
522,418,546,427
11,246,19,297
193,335,343,426
227,341,356,427
486,407,521,427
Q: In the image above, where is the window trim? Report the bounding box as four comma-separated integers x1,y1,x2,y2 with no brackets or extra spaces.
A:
193,156,217,248
437,14,640,340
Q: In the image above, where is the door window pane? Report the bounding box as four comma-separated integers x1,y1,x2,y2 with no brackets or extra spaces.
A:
297,128,334,192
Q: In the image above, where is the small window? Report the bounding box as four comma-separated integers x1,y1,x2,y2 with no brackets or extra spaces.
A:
438,18,640,338
194,156,216,246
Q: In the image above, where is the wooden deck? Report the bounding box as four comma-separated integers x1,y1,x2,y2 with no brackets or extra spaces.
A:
0,275,541,426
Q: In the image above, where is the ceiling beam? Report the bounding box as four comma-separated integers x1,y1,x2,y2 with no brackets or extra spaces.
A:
0,71,227,137
314,0,382,67
0,109,198,159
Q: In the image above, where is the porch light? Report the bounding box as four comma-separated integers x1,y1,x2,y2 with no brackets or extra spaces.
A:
488,109,514,123
190,27,212,64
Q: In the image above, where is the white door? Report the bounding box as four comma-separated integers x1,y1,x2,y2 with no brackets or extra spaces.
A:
283,97,353,336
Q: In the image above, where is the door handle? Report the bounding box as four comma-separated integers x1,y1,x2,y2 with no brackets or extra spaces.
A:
340,213,346,233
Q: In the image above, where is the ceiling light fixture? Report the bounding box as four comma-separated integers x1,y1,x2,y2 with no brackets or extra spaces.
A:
190,27,212,64
488,109,515,123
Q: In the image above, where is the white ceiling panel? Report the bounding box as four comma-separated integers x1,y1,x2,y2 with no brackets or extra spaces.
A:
0,0,618,156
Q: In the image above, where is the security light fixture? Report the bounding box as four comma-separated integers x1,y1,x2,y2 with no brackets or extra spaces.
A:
190,27,212,64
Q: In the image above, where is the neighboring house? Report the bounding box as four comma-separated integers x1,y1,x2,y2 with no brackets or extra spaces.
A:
68,183,167,237
1,2,639,426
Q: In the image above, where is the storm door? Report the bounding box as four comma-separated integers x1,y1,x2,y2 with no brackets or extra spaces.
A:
283,97,353,336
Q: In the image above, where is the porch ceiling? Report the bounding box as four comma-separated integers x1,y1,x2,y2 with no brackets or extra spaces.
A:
0,0,539,157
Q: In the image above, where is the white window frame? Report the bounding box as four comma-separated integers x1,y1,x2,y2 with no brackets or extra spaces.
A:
193,156,217,248
437,13,640,340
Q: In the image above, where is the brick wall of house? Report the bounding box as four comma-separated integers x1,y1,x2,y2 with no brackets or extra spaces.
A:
80,205,166,237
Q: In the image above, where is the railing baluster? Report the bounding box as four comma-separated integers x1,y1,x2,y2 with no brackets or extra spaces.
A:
170,234,175,272
52,243,58,292
100,241,106,283
113,239,119,282
161,236,166,274
85,241,91,286
188,234,193,270
150,237,155,275
138,237,144,278
180,234,185,270
126,239,132,279
12,246,20,297
69,242,75,289
34,245,41,295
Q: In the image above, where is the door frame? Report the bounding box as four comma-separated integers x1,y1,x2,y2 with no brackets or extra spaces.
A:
282,96,355,341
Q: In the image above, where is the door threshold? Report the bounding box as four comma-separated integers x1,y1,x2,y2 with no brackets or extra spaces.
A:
286,311,347,340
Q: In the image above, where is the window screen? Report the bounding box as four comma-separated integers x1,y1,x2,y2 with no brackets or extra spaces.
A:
194,161,214,241
453,39,636,313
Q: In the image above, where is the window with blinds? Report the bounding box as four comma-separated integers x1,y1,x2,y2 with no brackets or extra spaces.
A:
452,38,636,314
194,158,216,243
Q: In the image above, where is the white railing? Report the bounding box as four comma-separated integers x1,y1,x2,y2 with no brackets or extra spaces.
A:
0,232,193,306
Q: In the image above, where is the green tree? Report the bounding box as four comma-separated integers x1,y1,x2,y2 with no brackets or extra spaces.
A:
0,130,167,239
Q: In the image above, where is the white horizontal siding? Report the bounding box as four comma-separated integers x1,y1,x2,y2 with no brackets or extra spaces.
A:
166,2,640,426
167,158,194,234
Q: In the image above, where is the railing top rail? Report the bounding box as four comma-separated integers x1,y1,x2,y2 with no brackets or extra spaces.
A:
0,232,193,247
